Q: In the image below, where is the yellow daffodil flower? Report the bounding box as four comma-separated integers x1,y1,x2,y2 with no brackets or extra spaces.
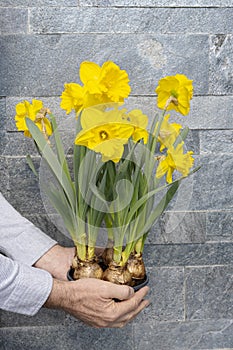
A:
155,74,193,116
60,61,131,115
123,109,149,143
80,61,131,102
156,114,182,150
60,83,85,115
156,142,194,183
15,99,52,138
75,107,134,163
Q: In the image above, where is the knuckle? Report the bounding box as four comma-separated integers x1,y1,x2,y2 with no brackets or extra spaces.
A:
131,298,139,309
104,310,116,323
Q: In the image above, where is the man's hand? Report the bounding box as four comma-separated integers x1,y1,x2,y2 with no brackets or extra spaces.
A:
34,245,75,280
44,278,150,328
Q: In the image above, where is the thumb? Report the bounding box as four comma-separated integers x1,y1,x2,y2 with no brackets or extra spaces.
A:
102,281,134,301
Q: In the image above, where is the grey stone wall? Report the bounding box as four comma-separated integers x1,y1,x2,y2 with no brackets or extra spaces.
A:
0,1,233,349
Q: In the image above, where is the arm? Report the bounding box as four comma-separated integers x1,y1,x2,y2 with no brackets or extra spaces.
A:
0,254,53,316
0,193,57,265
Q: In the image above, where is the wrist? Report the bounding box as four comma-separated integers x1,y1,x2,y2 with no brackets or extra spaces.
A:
34,245,75,280
44,278,69,309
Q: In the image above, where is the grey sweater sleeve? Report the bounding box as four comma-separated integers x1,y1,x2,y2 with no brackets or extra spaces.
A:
0,192,57,315
0,193,57,265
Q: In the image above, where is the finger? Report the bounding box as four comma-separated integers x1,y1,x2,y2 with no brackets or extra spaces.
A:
112,286,150,318
101,281,135,301
111,299,150,328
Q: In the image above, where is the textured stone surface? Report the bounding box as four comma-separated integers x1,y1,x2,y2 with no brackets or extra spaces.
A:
30,8,233,34
0,0,77,6
0,34,209,96
133,319,233,350
80,0,233,7
210,34,233,94
0,131,8,155
143,242,233,267
200,130,233,154
0,309,66,328
185,266,233,320
188,96,233,129
0,323,134,350
25,214,74,247
7,157,45,215
3,133,39,156
148,211,206,244
0,8,28,35
0,97,6,130
206,211,233,242
0,156,9,197
176,154,233,211
137,267,185,322
127,95,233,130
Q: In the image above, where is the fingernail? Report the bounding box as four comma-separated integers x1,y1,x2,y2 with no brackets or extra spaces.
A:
129,287,134,296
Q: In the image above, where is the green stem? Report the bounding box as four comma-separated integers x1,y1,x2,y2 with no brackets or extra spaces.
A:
113,245,123,265
74,217,87,261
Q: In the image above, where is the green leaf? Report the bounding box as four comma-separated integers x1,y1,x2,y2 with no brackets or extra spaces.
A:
50,114,72,183
26,155,38,177
44,184,76,236
125,166,200,225
173,126,189,149
140,180,180,235
26,118,76,211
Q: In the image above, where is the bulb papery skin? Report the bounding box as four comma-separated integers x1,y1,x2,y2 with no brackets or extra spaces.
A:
72,257,103,280
102,247,114,266
102,262,132,285
127,253,146,280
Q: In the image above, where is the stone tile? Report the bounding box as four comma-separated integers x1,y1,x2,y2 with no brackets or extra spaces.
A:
184,130,200,154
206,211,233,242
0,0,77,6
127,95,233,130
210,34,233,94
200,130,233,154
80,0,233,6
0,308,66,328
148,211,206,244
0,34,209,96
135,267,184,322
25,214,74,247
188,96,233,129
30,8,233,35
133,319,233,350
0,156,9,196
0,8,28,35
3,132,39,156
188,155,233,210
166,154,233,211
0,97,6,130
0,131,8,155
0,323,133,350
185,266,233,321
143,242,233,267
7,156,45,215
